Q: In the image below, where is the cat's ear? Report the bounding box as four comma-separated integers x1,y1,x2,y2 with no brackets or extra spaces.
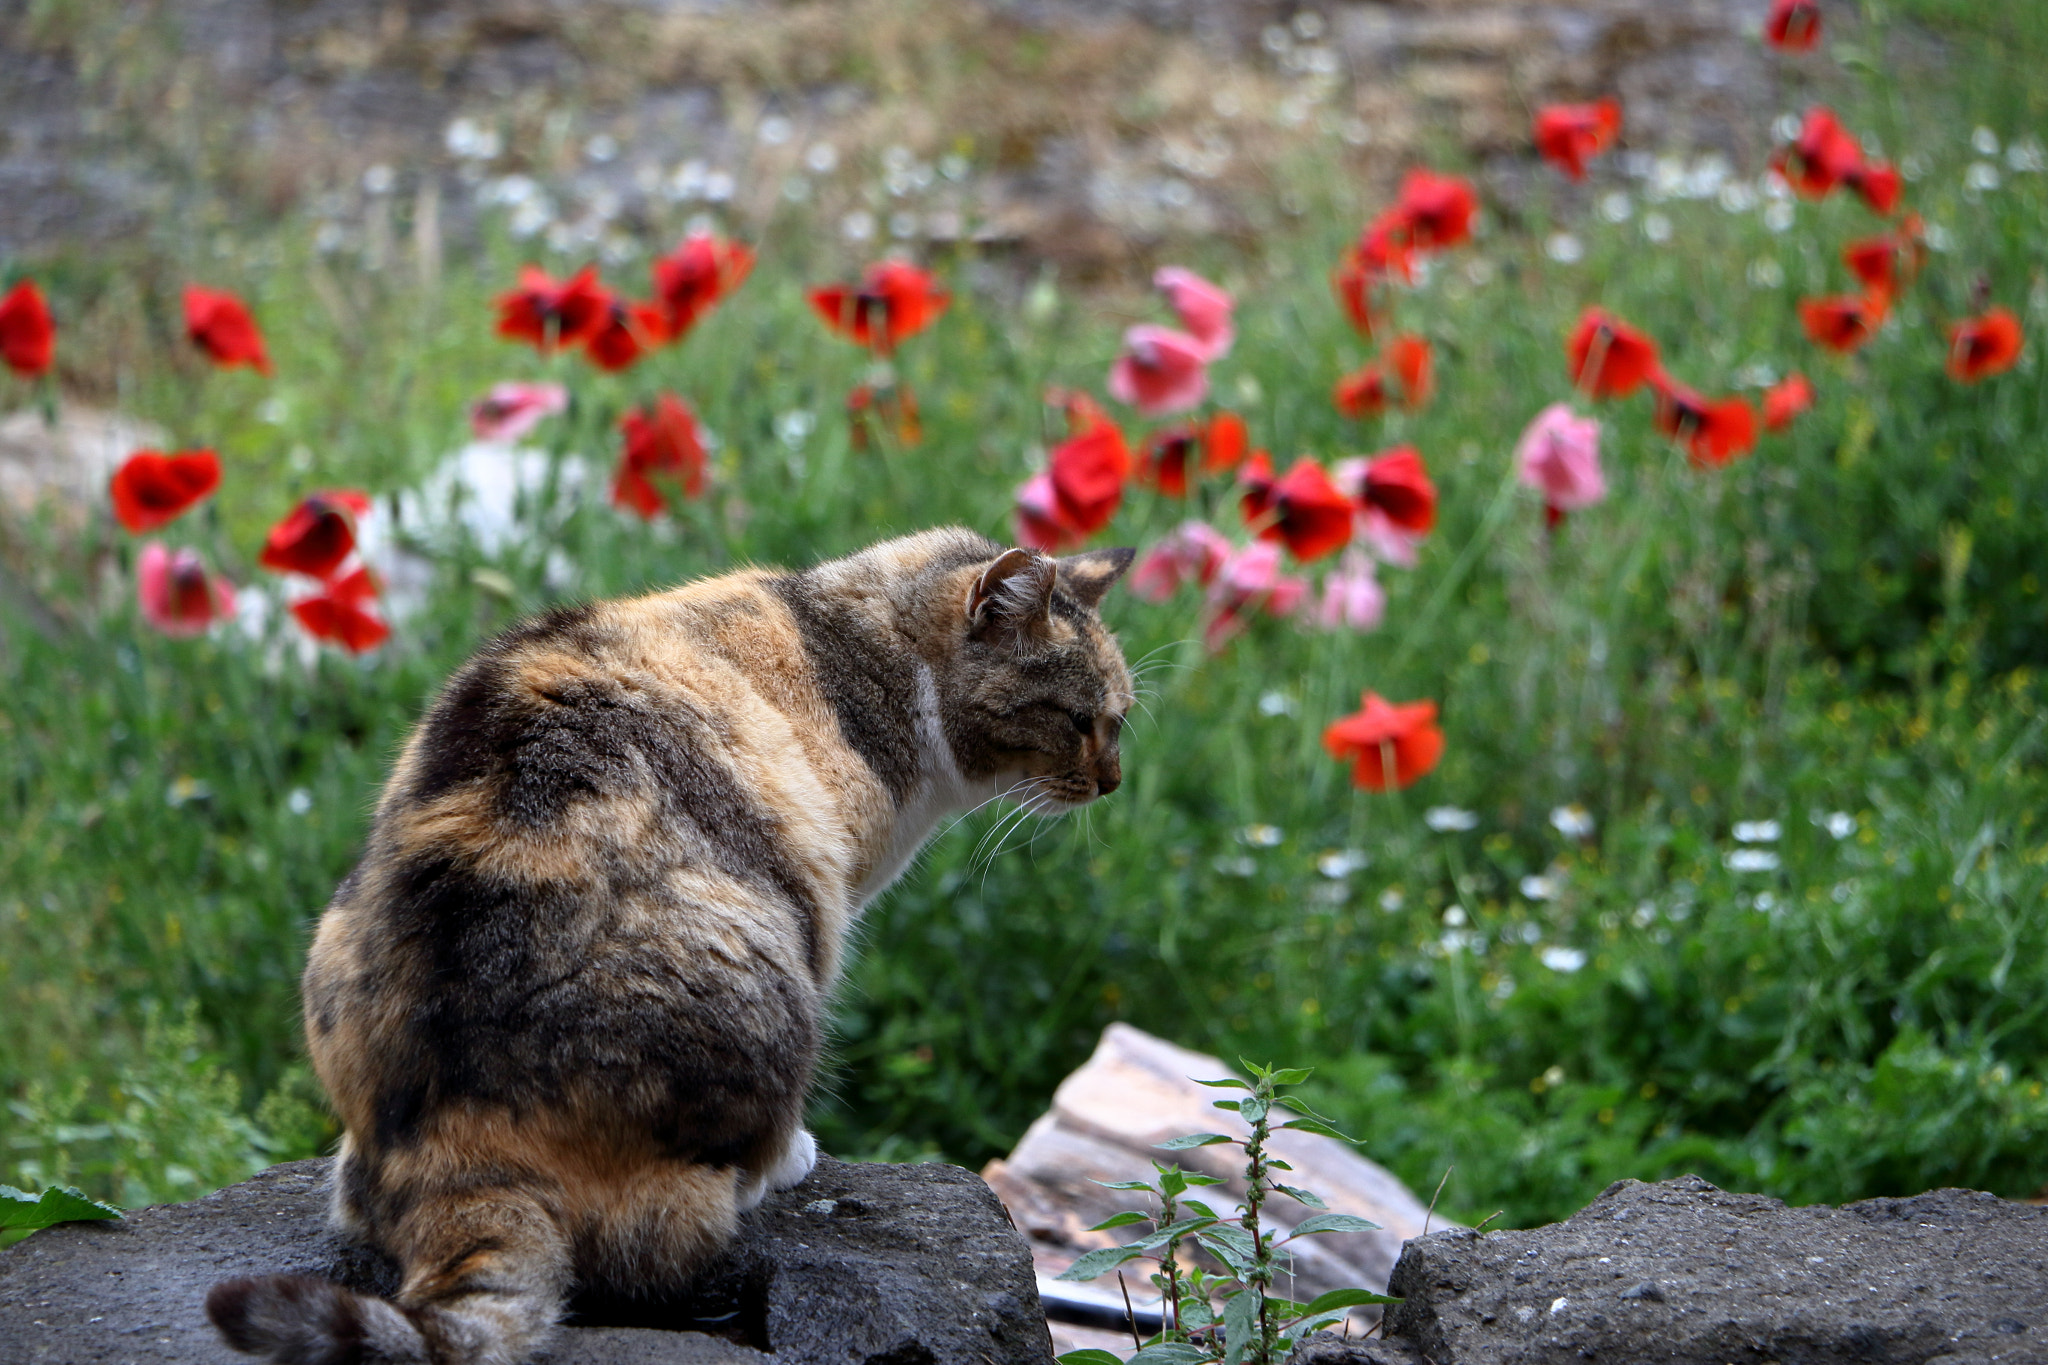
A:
965,548,1056,643
1055,547,1136,610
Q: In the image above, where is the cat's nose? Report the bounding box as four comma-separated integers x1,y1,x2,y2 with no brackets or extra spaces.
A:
1096,772,1120,796
1094,753,1121,796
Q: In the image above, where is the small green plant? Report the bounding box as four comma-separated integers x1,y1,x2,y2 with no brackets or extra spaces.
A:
1055,1063,1397,1365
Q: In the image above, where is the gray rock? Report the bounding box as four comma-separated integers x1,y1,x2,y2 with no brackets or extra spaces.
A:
1380,1175,2048,1365
0,1155,1054,1365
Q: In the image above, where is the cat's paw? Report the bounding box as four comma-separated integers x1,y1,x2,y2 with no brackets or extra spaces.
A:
766,1127,818,1191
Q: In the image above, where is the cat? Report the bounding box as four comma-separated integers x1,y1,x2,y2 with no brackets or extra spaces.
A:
204,528,1134,1365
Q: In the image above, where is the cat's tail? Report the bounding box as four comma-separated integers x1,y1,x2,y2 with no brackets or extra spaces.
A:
205,1185,573,1365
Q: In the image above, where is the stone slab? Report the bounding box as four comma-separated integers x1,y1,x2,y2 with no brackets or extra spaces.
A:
0,1155,1053,1365
1379,1175,2048,1365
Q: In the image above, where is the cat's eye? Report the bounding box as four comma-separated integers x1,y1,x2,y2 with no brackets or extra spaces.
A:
1066,710,1095,736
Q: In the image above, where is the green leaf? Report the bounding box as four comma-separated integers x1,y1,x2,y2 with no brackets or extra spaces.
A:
1157,1132,1233,1150
1090,1210,1152,1231
1057,1351,1127,1365
1238,1096,1269,1124
0,1185,123,1232
1094,1178,1157,1192
1056,1244,1148,1281
1221,1288,1260,1365
1274,1184,1328,1209
1267,1067,1314,1086
1183,1172,1227,1186
1182,1198,1222,1218
1193,1077,1251,1090
1210,1098,1241,1112
1264,1158,1293,1172
1278,1117,1356,1142
1276,1094,1336,1120
1128,1345,1212,1365
1284,1213,1384,1239
1301,1287,1403,1313
1138,1214,1217,1250
1180,1297,1216,1330
1158,1167,1188,1197
1197,1225,1258,1276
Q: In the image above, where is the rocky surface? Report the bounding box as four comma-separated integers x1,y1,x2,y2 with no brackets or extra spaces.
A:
0,1155,1053,1365
0,0,1829,272
1373,1174,2048,1365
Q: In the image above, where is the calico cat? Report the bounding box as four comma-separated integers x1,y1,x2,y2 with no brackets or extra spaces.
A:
205,528,1135,1365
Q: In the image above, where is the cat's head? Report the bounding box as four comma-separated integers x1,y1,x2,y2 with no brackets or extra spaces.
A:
937,544,1137,811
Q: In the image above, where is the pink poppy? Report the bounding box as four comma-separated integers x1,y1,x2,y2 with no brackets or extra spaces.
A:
137,542,235,638
1153,267,1234,359
1131,521,1235,602
1514,403,1605,518
1204,541,1308,652
1314,550,1386,632
470,382,569,443
1107,325,1211,416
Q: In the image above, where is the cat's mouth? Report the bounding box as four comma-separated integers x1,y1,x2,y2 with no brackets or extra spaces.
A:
1027,771,1113,810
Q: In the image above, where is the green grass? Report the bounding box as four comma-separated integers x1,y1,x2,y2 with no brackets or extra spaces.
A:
3,16,2047,1226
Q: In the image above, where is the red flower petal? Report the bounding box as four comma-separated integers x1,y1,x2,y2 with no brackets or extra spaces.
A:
808,261,949,350
0,279,56,378
1799,293,1887,353
1765,0,1822,51
1762,372,1815,432
1395,170,1478,252
1258,457,1354,563
652,232,754,339
585,300,672,372
494,266,612,351
1050,422,1132,535
613,394,708,517
109,449,222,534
1361,445,1437,533
1566,308,1661,398
258,490,372,579
1322,691,1445,791
1534,98,1623,180
1948,307,2024,383
184,286,272,374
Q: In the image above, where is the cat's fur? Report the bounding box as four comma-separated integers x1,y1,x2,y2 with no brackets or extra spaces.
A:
206,528,1135,1365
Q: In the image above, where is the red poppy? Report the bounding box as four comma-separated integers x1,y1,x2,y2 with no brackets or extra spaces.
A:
1651,376,1758,467
1202,411,1250,472
584,299,672,372
808,260,950,351
1238,449,1278,524
1255,457,1354,563
1049,421,1133,537
1947,308,2024,383
1332,248,1383,338
1322,692,1445,791
1799,293,1887,353
1333,364,1392,419
652,232,755,339
1533,98,1623,181
1762,372,1815,431
109,449,221,533
1359,445,1437,533
137,542,235,638
847,381,922,450
1567,308,1661,399
495,266,612,351
613,394,708,518
183,285,272,375
0,279,55,378
1764,0,1822,51
1770,107,1864,198
1358,210,1419,284
1843,218,1925,295
258,490,372,579
1395,170,1478,252
1386,334,1434,408
290,566,390,654
1139,426,1201,496
1846,161,1901,215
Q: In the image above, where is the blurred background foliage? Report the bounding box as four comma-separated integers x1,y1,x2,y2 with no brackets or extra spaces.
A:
2,0,2045,1226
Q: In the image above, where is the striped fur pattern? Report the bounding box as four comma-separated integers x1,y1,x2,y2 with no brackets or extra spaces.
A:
206,528,1135,1365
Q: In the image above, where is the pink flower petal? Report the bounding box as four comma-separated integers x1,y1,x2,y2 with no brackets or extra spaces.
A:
1153,267,1235,359
1108,325,1211,417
